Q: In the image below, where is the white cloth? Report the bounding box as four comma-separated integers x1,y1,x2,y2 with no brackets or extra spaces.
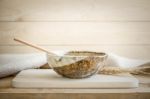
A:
0,53,47,78
0,51,149,78
106,53,150,69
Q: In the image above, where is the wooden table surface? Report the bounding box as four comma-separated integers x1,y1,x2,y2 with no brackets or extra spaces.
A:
0,74,150,99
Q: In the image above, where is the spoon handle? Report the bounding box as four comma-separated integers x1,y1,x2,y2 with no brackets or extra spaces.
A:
14,38,54,55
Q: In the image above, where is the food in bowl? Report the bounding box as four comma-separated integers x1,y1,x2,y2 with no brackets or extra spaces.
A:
47,51,107,79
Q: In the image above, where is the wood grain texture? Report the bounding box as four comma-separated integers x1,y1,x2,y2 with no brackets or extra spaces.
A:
0,75,150,99
0,93,150,99
0,0,150,21
0,22,150,45
0,45,150,59
0,0,149,59
11,69,138,88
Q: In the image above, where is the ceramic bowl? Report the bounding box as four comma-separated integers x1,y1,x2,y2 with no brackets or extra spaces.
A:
47,51,107,79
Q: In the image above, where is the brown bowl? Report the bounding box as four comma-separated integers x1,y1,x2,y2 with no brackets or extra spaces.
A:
47,51,107,79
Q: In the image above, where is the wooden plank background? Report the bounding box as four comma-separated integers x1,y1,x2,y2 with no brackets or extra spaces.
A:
0,0,150,59
0,0,150,21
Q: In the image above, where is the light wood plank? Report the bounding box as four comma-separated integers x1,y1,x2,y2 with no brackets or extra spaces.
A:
0,22,150,45
0,0,150,21
0,75,150,99
0,75,150,93
0,45,150,59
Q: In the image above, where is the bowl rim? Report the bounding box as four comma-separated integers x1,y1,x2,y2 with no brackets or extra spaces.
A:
47,51,107,58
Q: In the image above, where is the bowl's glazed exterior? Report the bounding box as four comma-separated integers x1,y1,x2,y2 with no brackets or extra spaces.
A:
47,51,107,79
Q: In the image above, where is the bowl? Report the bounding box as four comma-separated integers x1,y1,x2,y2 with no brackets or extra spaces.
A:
47,51,107,79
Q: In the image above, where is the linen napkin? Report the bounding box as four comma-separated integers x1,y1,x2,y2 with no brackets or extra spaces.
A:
0,53,47,78
0,51,149,78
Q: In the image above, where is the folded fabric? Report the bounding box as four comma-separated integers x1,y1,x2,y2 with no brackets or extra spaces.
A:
103,53,150,75
0,51,149,78
106,53,150,69
0,53,47,78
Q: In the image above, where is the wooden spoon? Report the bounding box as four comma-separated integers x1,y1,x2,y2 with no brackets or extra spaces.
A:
14,38,86,67
14,38,55,55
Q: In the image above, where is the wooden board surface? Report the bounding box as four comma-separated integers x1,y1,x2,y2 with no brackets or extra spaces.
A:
0,0,150,21
0,45,150,59
12,69,139,88
0,22,150,59
0,74,150,99
0,0,149,59
0,22,150,45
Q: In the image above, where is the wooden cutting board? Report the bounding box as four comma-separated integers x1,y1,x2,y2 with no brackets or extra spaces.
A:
12,69,138,88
